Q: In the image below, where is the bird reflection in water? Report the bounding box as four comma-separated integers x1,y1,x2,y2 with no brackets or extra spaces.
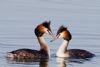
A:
57,57,68,67
6,57,49,67
56,57,93,67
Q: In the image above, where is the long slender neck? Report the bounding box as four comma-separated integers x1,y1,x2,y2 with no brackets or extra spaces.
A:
37,36,50,56
58,40,69,53
56,40,69,57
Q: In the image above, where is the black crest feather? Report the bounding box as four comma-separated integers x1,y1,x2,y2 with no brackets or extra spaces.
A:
42,21,51,31
34,21,51,37
57,25,67,35
57,25,72,41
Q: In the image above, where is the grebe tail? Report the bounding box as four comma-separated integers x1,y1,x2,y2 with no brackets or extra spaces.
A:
55,26,95,59
7,21,53,59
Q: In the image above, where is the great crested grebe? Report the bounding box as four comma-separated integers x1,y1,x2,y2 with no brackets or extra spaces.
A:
7,21,53,59
54,26,95,59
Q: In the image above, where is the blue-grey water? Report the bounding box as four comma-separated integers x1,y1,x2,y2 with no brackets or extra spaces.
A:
0,0,100,67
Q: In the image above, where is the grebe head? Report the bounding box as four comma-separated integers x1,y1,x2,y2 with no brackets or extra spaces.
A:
56,26,72,41
35,21,53,37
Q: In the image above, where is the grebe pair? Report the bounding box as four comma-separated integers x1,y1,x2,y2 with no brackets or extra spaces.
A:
7,22,95,60
7,21,52,59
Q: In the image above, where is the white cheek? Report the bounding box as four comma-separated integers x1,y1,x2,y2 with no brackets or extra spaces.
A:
44,28,48,33
59,33,63,38
45,31,48,34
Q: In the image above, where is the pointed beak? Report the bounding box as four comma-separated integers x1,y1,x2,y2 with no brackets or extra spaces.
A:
47,30,54,38
50,34,60,42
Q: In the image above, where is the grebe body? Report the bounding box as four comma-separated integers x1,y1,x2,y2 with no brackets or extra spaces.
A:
55,26,95,59
7,48,49,59
7,21,53,59
68,49,95,59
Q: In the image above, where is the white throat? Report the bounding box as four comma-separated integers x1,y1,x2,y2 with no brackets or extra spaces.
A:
37,36,50,57
56,40,69,57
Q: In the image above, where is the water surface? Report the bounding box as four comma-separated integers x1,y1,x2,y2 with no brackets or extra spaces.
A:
0,0,100,67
